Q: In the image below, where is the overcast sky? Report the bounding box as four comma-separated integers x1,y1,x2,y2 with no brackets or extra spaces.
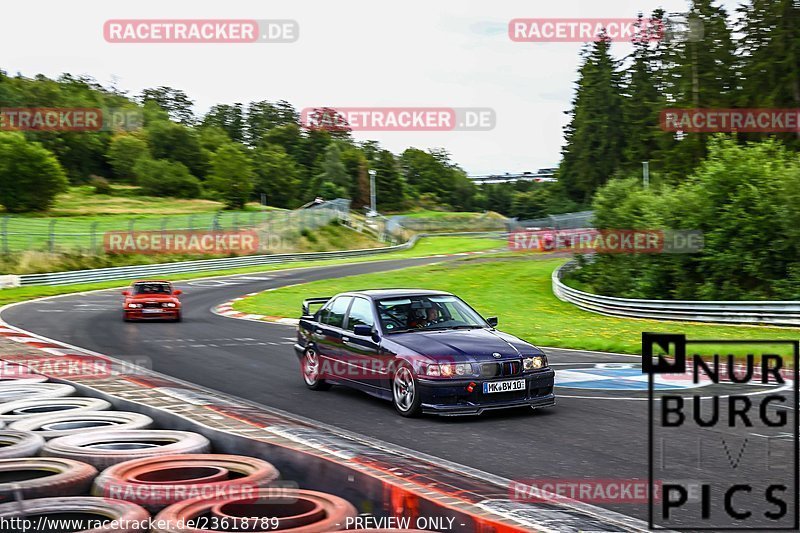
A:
4,0,741,175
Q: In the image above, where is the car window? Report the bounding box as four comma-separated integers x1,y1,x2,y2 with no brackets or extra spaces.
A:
133,283,171,295
376,295,485,332
345,297,375,332
321,296,352,328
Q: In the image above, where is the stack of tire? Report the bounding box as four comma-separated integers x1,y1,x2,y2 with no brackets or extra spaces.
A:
0,367,395,532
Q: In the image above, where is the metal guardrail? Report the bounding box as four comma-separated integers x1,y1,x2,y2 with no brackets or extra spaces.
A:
12,231,503,287
552,261,800,326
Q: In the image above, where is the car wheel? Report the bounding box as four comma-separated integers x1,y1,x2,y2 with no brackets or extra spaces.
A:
392,365,421,417
302,347,330,390
173,312,182,323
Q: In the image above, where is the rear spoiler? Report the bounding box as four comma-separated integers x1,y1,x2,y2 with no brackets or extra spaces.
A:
302,297,331,316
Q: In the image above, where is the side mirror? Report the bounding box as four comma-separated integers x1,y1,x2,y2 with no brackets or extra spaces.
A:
486,316,498,327
173,289,182,296
353,325,374,337
121,291,130,296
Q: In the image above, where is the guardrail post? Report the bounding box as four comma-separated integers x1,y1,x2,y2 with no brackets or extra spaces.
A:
48,219,57,253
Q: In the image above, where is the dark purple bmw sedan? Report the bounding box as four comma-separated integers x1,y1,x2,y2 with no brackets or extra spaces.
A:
294,289,555,417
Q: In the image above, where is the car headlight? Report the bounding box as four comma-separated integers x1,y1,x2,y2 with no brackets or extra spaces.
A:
127,303,142,309
425,363,472,377
523,355,547,370
162,302,177,308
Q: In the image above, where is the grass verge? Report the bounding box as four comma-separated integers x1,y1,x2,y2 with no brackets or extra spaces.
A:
232,255,800,358
0,235,501,307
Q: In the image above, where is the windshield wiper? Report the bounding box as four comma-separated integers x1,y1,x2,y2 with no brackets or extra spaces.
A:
425,325,482,331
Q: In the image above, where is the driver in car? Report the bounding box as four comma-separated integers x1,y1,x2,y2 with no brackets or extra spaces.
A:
409,306,441,329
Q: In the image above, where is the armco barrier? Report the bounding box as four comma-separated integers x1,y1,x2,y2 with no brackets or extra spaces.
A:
553,261,800,326
15,232,504,287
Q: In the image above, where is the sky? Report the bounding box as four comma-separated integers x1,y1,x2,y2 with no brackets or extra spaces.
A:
3,0,742,175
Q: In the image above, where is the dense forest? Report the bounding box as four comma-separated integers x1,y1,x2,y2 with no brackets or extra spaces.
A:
564,0,800,299
0,73,568,218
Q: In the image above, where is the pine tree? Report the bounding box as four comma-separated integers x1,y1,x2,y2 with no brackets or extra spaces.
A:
559,32,626,203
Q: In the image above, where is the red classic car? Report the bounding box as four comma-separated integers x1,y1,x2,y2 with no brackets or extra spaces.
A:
122,280,182,322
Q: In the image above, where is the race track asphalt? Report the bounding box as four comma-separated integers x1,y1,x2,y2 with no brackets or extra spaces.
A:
2,255,794,527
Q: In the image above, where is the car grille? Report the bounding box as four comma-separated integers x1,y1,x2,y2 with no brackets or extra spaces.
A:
142,302,162,309
480,360,522,378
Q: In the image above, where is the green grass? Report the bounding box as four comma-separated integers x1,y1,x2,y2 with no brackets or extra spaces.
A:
14,185,273,217
0,185,335,253
233,256,800,358
0,235,501,307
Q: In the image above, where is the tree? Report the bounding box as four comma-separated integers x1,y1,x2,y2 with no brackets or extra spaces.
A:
312,143,349,200
0,132,68,212
133,159,202,199
559,32,625,202
139,87,195,124
245,100,298,145
738,0,800,148
659,0,738,177
206,144,254,209
252,144,301,208
146,120,207,178
340,145,370,206
202,104,245,144
621,12,670,172
106,134,149,181
372,150,408,211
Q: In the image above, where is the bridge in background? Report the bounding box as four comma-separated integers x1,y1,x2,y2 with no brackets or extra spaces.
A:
468,168,557,185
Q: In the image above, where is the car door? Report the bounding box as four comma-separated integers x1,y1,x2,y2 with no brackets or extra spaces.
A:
341,297,384,390
315,296,352,382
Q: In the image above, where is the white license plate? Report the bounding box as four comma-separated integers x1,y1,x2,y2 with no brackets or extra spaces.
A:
483,379,526,394
142,309,163,314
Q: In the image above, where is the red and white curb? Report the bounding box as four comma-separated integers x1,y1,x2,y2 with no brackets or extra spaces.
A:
213,292,300,326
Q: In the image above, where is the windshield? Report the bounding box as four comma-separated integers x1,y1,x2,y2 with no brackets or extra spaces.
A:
376,295,486,333
133,283,172,295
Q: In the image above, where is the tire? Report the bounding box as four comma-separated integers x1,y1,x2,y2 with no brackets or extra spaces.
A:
0,397,112,423
0,457,97,502
93,454,280,511
152,488,357,533
301,347,331,391
174,312,182,323
392,364,422,417
43,430,212,470
9,411,153,440
0,383,75,403
0,430,45,459
0,496,150,532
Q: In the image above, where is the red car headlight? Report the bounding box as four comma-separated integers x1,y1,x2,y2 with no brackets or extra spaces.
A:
127,303,142,309
162,302,177,308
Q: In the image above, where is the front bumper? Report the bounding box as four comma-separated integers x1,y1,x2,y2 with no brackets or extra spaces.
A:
418,368,556,416
124,309,180,320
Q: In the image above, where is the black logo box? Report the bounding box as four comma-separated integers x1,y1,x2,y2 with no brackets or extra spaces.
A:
643,332,799,531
